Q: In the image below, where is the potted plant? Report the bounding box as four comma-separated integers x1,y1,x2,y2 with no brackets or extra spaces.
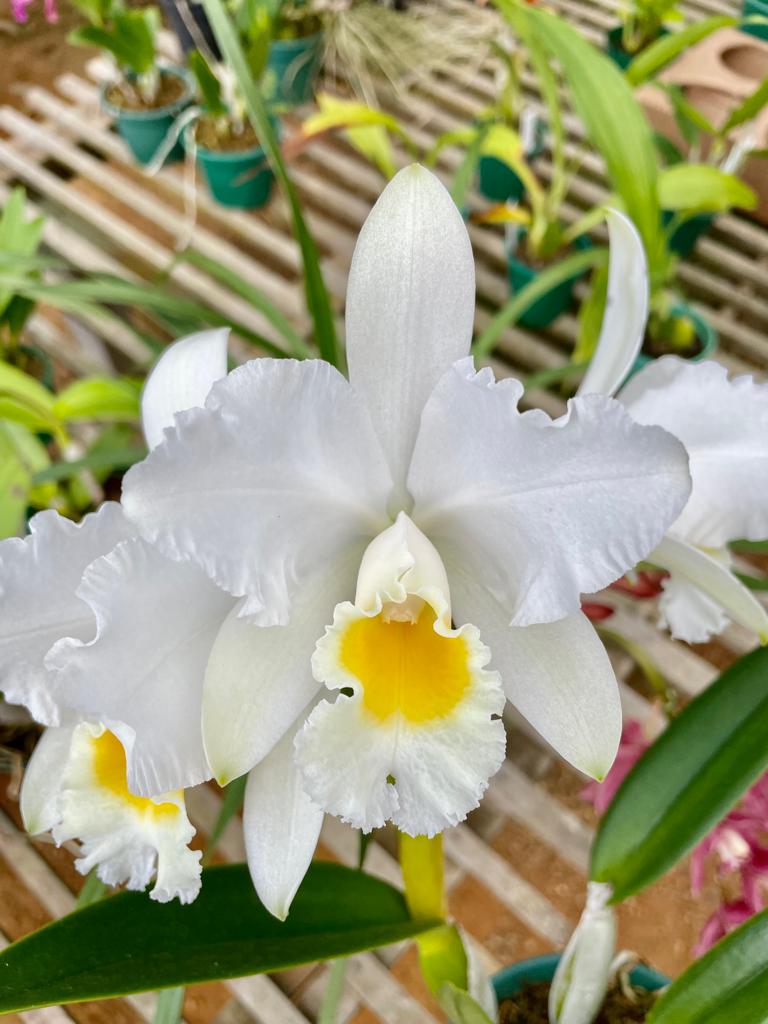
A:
69,0,193,166
186,50,277,208
604,0,678,69
263,0,324,107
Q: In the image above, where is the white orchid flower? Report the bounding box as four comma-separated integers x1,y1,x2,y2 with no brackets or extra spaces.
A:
1,167,691,921
119,168,686,904
580,305,768,644
0,331,237,903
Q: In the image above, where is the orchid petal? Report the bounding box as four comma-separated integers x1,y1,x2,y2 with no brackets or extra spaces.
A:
651,535,768,643
20,725,74,835
123,358,392,625
345,164,475,505
243,714,324,921
449,562,621,779
46,538,234,796
619,357,768,546
52,724,202,904
142,328,229,450
409,359,691,626
577,209,648,399
0,504,134,726
202,545,363,786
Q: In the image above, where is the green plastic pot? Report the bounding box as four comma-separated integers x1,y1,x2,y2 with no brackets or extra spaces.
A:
493,954,668,1014
663,210,714,257
742,0,768,39
604,24,669,69
101,66,192,166
266,31,324,107
189,125,276,209
630,302,718,379
507,233,591,330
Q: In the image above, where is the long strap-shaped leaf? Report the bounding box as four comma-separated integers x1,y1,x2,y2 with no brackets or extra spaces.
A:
202,0,342,370
648,911,768,1024
591,646,768,902
0,863,439,1012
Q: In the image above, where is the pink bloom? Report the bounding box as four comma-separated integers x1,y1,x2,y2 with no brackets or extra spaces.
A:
693,899,754,957
10,0,57,21
691,773,768,954
581,719,650,816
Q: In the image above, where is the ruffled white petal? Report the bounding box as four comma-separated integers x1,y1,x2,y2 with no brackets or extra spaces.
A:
650,536,768,643
345,165,475,505
409,359,691,626
0,504,135,725
122,358,392,625
448,562,621,780
46,538,234,796
202,545,363,785
295,516,506,836
142,328,229,450
577,209,648,399
619,357,768,547
243,712,324,920
20,725,75,835
51,723,201,904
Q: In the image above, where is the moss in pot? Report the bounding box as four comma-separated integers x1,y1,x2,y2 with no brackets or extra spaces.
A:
493,955,667,1023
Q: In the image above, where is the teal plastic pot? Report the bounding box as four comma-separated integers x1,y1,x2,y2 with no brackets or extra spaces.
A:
663,210,714,257
101,67,192,166
190,128,275,209
630,302,718,379
478,120,546,204
266,31,324,107
743,0,768,40
508,234,591,330
493,954,668,1011
604,24,668,68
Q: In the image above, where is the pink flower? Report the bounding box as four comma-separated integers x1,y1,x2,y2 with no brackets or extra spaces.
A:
691,773,768,954
581,719,650,816
693,899,754,957
10,0,57,21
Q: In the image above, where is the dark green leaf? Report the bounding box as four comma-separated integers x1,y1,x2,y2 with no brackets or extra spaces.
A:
648,911,768,1024
591,647,768,902
0,863,438,1011
734,571,768,592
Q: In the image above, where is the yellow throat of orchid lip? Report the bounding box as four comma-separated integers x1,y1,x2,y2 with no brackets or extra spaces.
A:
339,603,471,724
91,730,180,818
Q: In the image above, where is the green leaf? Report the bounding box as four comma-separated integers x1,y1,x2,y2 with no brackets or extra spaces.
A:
71,9,158,75
590,647,768,902
75,870,111,909
731,539,768,554
722,75,768,135
648,911,768,1024
472,247,606,359
33,445,146,484
188,51,227,116
498,1,666,277
573,261,609,365
437,982,495,1024
177,250,311,358
53,377,142,422
625,17,740,86
317,959,347,1024
734,571,768,592
202,0,342,370
0,422,32,538
153,986,185,1024
0,863,439,1011
658,164,757,213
